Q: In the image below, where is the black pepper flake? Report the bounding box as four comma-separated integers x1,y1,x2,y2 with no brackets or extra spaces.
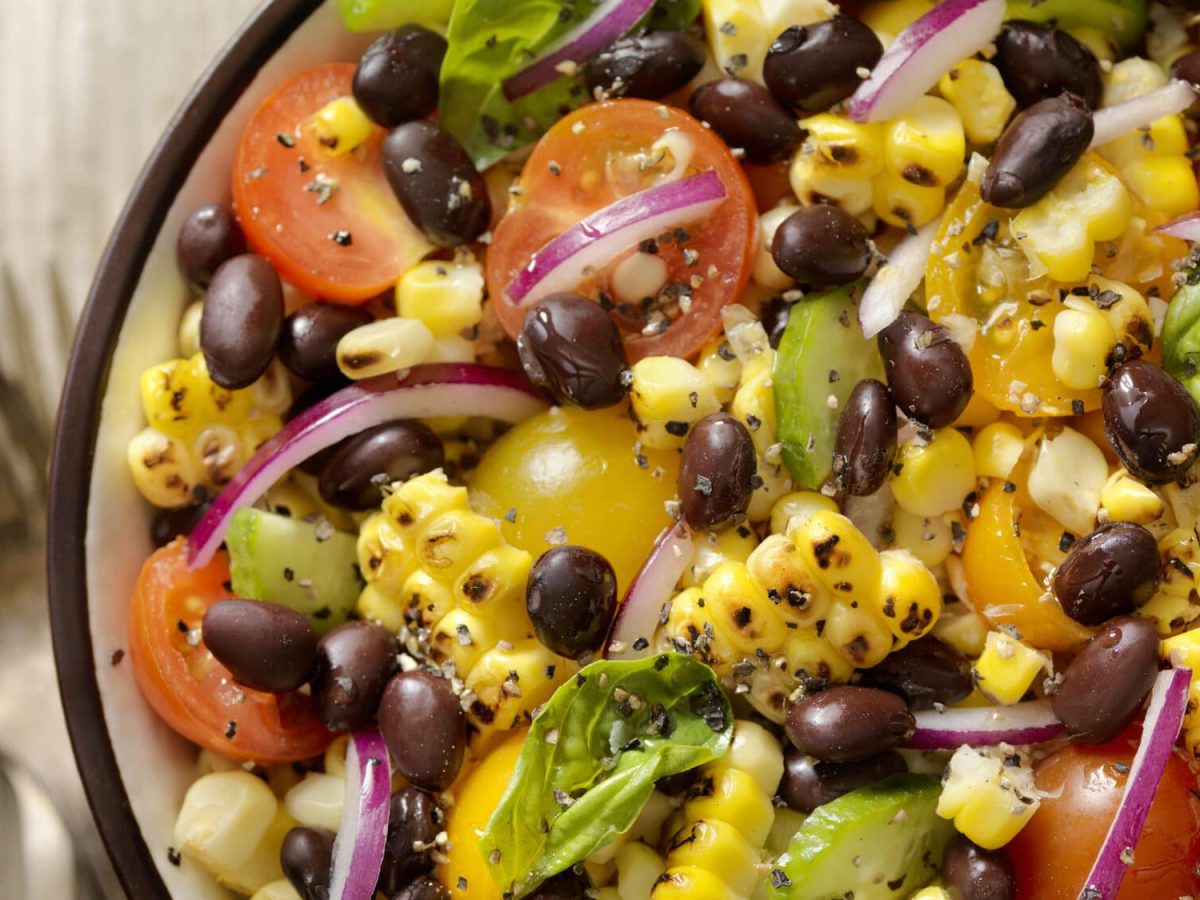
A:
458,875,469,890
329,229,353,247
745,414,761,431
545,664,556,679
1059,532,1076,553
110,649,125,666
639,238,659,255
575,673,587,687
167,847,182,866
690,681,728,732
1002,481,1017,493
665,420,689,437
177,620,189,634
1072,399,1085,416
283,567,295,582
973,218,1000,245
276,132,295,148
654,654,670,671
633,636,650,651
225,720,238,740
298,157,311,173
771,869,792,889
1030,319,1045,331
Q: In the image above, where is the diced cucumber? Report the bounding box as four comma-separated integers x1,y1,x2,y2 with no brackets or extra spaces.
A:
768,774,953,900
1005,0,1146,51
774,284,884,490
226,508,362,635
338,0,454,32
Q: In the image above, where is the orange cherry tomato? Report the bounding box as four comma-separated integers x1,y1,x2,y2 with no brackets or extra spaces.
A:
128,539,334,763
232,63,431,302
486,99,757,361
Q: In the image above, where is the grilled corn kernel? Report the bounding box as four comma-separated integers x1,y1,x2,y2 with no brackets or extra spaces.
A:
1052,297,1118,391
430,607,517,674
396,258,485,338
789,150,875,215
884,96,965,188
875,548,941,643
972,422,1025,480
933,598,990,658
794,510,883,604
700,562,788,658
416,507,504,581
697,339,743,405
193,424,245,487
974,631,1052,705
769,490,839,536
127,427,202,508
1100,470,1164,524
616,842,666,900
465,638,571,746
630,356,722,449
703,0,770,81
1121,155,1200,217
1027,426,1107,536
746,534,833,629
938,60,1016,145
890,509,953,569
874,169,945,228
652,867,742,900
726,719,785,796
683,526,759,589
782,628,856,686
802,115,887,178
663,586,732,672
686,766,775,847
282,773,343,833
304,96,373,157
823,598,894,668
175,771,279,874
251,358,293,416
891,429,977,518
937,745,1041,849
179,301,204,357
251,881,302,900
665,819,762,896
336,316,435,379
754,205,801,291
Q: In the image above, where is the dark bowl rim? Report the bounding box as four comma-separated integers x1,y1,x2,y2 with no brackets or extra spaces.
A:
47,1,323,896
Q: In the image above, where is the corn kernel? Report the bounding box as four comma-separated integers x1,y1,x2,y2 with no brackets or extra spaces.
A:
766,807,808,858
127,427,202,508
701,562,788,658
629,356,722,449
616,841,665,900
937,745,1040,849
251,881,302,900
1163,628,1200,670
685,766,774,847
824,598,894,668
217,807,293,895
801,115,887,178
725,719,784,796
702,0,770,81
933,598,990,658
683,526,759,589
430,606,521,674
910,885,953,900
793,510,883,607
789,149,875,215
859,0,935,44
465,638,571,748
1100,470,1164,524
251,358,293,417
891,429,976,518
769,490,839,536
745,534,833,629
938,59,1016,145
1121,155,1200,217
416,507,504,581
175,771,279,874
1101,113,1188,169
282,773,342,833
179,301,204,357
697,339,742,405
1027,426,1107,535
884,96,965,188
1052,297,1118,391
1104,57,1168,106
954,391,1002,429
396,258,485,338
972,422,1025,479
664,819,761,896
890,509,953,569
304,96,374,157
754,205,801,291
336,317,435,379
651,867,741,900
974,631,1052,705
873,169,945,228
875,548,942,643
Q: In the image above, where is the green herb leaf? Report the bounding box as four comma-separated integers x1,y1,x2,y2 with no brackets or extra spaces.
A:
337,0,454,32
479,653,732,897
1163,278,1200,410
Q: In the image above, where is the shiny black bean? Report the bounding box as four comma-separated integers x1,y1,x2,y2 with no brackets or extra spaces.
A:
149,498,210,547
780,750,907,813
1053,522,1161,626
199,254,284,390
379,670,466,791
992,21,1102,109
311,621,398,732
353,25,447,127
1172,49,1200,88
279,302,374,384
760,296,793,350
688,78,803,164
526,545,618,659
176,203,246,293
678,412,757,529
378,788,441,894
981,93,1093,209
525,868,592,899
785,685,915,762
877,310,973,429
832,379,897,496
382,121,490,247
1052,616,1160,744
202,599,318,693
392,876,451,900
318,420,444,510
1103,359,1200,484
281,826,335,900
771,205,872,285
584,31,706,100
763,16,884,112
857,636,973,711
941,834,1017,900
517,293,628,408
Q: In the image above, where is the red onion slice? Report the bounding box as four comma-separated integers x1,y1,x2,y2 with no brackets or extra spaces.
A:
505,170,727,308
1155,209,1200,241
330,728,392,900
1080,667,1191,900
847,0,1006,123
907,699,1065,750
188,364,548,568
859,216,941,339
1091,80,1197,148
605,520,694,660
502,0,656,101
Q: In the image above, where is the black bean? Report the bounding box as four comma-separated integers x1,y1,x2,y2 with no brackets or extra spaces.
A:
655,768,698,796
524,868,592,899
1053,522,1161,626
1103,359,1200,484
763,16,884,112
584,31,706,100
981,93,1093,209
310,621,398,732
517,293,628,409
199,254,284,390
382,121,490,247
176,203,246,293
526,546,618,659
149,498,211,547
1172,49,1200,88
677,412,757,529
941,834,1017,900
832,379,897,496
318,420,444,510
202,599,318,693
279,302,374,384
857,636,973,711
392,875,451,900
771,205,872,285
785,685,915,762
379,670,466,791
779,750,907,813
992,21,1102,109
1052,616,1160,744
353,25,447,128
377,788,440,894
281,826,335,900
877,310,973,429
760,296,793,350
688,78,803,164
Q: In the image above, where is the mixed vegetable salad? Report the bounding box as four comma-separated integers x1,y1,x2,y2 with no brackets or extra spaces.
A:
121,0,1200,897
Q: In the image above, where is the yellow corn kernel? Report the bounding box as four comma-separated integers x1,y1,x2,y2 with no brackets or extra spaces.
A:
1163,628,1200,670
664,819,762,896
430,607,514,674
336,316,435,380
884,96,965,188
875,548,941,643
385,469,469,536
1102,114,1188,168
974,631,1052,705
702,0,770,81
416,507,504,582
1051,297,1118,391
595,890,621,900
251,880,302,900
651,867,742,900
304,96,373,157
789,150,874,215
1095,277,1154,354
395,257,485,338
745,533,833,629
697,338,743,405
891,429,976,518
1121,155,1200,217
615,841,665,900
890,509,953,569
192,424,245,488
938,59,1016,145
465,638,572,747
663,587,734,674
1100,470,1164,524
767,807,808,858
454,543,532,616
754,205,801,291
972,422,1025,480
801,115,887,178
127,427,202,508
178,301,204,357
793,510,883,605
758,0,837,37
239,414,284,460
284,773,343,832
781,628,856,686
355,583,406,632
859,0,935,44
933,598,990,658
769,490,839,536
629,356,722,449
683,525,759,589
725,719,785,796
1027,426,1107,536
1140,578,1200,636
730,350,777,459
1104,57,1168,106
873,169,945,228
700,562,789,658
685,766,774,847
251,358,293,417
175,771,279,875
937,745,1040,849
217,807,294,895
910,886,953,900
823,598,894,668
954,391,1002,429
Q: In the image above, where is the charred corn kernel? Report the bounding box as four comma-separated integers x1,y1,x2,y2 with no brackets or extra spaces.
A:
697,339,742,405
1027,427,1107,535
1092,278,1153,356
304,96,373,156
127,428,202,508
875,548,941,643
686,766,775,847
725,720,784,796
794,510,883,604
754,205,801,291
972,422,1025,480
1121,156,1200,217
789,152,875,216
874,169,945,228
179,301,203,357
684,526,759,589
240,414,284,459
891,509,953,569
355,583,406,632
252,881,302,900
974,631,1052,705
937,745,1040,849
629,356,722,449
251,358,293,416
616,842,666,900
781,629,856,687
193,424,244,487
1100,470,1164,524
701,562,789,657
746,534,833,629
938,60,1016,145
910,886,952,900
416,507,505,581
1052,297,1118,391
884,96,965,189
396,257,485,338
140,355,251,438
652,866,743,900
802,115,886,178
336,317,435,379
1140,589,1200,637
703,0,769,80
283,773,342,832
465,638,570,747
430,606,520,674
891,428,976,518
663,586,735,673
665,819,761,896
824,598,894,668
933,597,990,658
769,490,839,536
175,772,279,874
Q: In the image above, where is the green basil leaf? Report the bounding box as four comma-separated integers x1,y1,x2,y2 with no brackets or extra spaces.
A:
1163,279,1200,409
478,653,732,897
337,0,454,32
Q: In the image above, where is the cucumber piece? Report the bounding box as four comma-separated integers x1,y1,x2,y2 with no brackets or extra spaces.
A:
338,0,454,32
774,284,884,490
1005,0,1146,51
226,508,363,635
768,774,953,900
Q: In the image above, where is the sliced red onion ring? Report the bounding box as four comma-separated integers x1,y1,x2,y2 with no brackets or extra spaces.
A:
907,699,1065,750
188,364,548,568
859,216,941,339
502,0,656,101
1080,667,1191,900
1091,80,1197,148
1155,209,1200,241
847,0,1005,123
330,728,392,900
505,170,727,308
605,520,694,660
